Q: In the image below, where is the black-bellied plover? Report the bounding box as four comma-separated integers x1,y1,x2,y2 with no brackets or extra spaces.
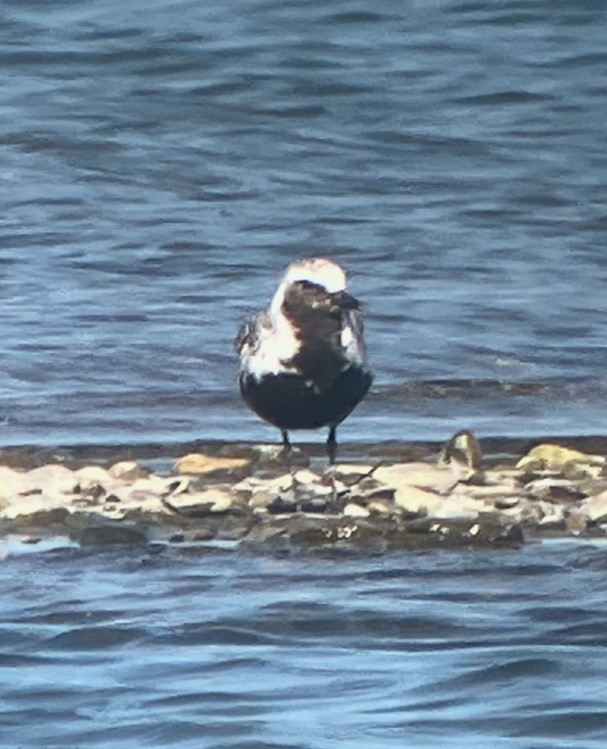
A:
235,257,372,463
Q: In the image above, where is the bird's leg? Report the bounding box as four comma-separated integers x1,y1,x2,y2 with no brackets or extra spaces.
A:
327,426,337,465
279,429,299,502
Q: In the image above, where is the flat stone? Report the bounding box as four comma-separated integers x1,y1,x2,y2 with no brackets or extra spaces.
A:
2,492,74,520
391,484,444,516
428,494,487,520
175,453,251,475
108,461,150,482
525,478,587,503
293,469,321,485
20,465,78,496
161,488,236,516
375,462,452,494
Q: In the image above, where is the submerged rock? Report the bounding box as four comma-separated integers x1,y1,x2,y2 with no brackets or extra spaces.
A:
79,522,148,546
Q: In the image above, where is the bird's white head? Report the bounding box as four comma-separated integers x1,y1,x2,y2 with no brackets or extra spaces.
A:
270,257,347,317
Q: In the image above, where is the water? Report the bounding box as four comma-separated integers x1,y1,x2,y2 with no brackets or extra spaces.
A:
1,540,607,748
1,0,607,448
2,3,607,745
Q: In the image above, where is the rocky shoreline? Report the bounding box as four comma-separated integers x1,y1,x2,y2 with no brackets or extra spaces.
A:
2,435,607,554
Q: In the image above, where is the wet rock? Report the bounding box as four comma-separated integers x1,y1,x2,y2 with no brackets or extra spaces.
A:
241,520,288,546
79,522,148,546
216,514,256,541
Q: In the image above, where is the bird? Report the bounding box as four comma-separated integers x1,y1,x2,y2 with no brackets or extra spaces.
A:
235,257,373,464
438,428,485,492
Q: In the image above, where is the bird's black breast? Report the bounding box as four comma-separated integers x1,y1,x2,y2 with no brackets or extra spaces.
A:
240,365,373,431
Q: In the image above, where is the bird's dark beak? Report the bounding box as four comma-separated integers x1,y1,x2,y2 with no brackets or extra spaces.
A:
332,291,360,311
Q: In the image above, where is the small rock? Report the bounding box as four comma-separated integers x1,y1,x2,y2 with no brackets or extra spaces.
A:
565,512,588,536
293,469,321,485
175,453,251,476
493,495,521,510
108,460,150,482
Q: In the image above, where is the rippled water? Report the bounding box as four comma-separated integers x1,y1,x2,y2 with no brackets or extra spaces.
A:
1,0,607,448
1,540,607,748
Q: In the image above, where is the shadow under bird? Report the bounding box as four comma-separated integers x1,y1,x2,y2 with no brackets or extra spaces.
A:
235,257,373,463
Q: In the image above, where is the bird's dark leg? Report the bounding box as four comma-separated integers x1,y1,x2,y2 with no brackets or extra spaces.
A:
281,430,291,453
327,426,337,465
